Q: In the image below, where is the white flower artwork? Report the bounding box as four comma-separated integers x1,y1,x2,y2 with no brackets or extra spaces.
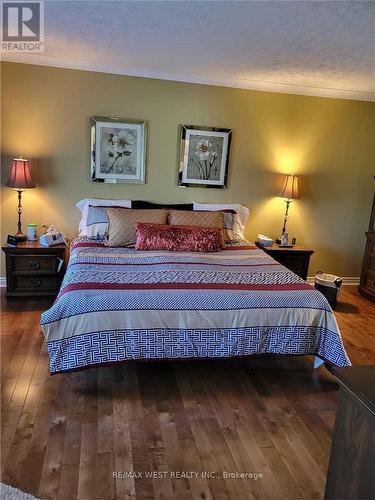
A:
91,117,146,184
102,129,137,175
178,126,232,188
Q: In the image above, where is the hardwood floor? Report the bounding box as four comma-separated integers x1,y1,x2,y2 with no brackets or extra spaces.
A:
1,287,375,500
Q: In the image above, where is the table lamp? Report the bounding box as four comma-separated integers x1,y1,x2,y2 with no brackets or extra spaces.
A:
6,158,35,241
278,174,300,242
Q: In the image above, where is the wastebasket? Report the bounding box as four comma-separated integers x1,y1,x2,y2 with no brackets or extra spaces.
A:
314,271,342,308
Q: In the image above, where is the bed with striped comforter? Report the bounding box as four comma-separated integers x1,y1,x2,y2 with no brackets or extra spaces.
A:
40,238,350,373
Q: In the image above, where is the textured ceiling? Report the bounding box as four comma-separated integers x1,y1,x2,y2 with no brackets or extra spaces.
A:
3,0,375,101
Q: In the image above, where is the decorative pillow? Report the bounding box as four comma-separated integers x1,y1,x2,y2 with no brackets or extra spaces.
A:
135,223,223,252
132,200,194,211
221,210,240,242
106,209,168,247
76,198,131,236
168,209,223,228
85,206,110,238
193,203,249,242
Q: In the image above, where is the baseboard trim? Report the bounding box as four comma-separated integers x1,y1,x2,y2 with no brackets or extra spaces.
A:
307,276,360,286
0,277,6,288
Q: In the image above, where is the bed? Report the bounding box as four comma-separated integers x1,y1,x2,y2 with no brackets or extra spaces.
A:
40,237,350,374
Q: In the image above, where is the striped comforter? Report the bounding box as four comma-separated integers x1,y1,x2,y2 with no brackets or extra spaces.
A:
40,238,350,373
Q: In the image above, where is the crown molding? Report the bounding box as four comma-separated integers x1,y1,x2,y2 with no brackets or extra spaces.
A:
2,55,375,102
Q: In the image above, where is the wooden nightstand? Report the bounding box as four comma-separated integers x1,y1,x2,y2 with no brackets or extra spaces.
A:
255,242,314,280
2,241,66,299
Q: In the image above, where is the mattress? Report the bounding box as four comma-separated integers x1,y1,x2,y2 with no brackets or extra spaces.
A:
40,238,351,373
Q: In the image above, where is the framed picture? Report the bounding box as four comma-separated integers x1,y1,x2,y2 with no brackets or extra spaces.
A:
178,125,232,188
90,116,146,183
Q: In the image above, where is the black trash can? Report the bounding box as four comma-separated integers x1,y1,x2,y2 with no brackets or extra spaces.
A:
314,271,342,308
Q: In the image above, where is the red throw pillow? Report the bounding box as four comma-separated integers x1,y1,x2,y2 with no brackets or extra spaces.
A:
135,223,224,252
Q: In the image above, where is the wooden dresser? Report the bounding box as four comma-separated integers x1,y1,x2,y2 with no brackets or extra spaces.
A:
358,189,375,301
324,365,375,500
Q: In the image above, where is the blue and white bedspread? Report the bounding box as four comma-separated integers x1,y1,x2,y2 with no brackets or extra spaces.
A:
40,238,351,373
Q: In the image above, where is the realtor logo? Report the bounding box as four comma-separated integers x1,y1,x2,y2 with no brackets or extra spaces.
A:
1,1,44,52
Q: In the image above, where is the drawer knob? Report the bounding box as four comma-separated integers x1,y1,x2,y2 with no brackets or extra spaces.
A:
30,278,42,287
28,260,40,270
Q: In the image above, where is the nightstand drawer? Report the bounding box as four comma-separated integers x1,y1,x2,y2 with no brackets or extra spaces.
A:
13,254,57,272
14,274,59,292
255,243,314,281
272,255,309,279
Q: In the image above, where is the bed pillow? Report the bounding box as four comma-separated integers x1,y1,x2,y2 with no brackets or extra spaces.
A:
106,208,168,247
168,209,224,228
85,205,113,238
193,203,249,242
76,198,131,235
135,223,223,252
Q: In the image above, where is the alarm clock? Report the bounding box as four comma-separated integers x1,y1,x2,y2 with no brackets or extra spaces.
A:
7,235,18,247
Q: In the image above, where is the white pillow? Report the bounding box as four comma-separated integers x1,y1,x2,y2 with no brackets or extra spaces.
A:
193,203,249,241
76,198,131,235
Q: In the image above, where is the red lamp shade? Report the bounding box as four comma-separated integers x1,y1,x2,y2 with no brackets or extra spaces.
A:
6,158,35,189
278,174,300,200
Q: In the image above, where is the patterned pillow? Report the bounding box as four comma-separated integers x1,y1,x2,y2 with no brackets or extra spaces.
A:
76,198,131,236
135,223,223,252
86,206,110,238
106,208,168,247
221,210,240,242
168,210,223,228
193,203,249,242
86,205,131,238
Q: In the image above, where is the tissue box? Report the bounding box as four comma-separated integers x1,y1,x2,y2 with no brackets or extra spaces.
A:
257,234,274,247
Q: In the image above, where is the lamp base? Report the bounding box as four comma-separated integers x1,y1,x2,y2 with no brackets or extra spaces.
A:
15,232,27,242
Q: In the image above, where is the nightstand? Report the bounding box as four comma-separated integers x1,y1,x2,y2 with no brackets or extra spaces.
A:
255,242,314,280
2,241,66,299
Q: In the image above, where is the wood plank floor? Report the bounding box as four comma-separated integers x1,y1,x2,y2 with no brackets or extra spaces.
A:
1,287,375,500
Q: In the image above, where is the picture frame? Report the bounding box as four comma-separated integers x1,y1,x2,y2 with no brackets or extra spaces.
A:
90,116,146,183
178,125,232,188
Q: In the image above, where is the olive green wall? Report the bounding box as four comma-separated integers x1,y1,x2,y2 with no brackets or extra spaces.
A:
1,62,374,277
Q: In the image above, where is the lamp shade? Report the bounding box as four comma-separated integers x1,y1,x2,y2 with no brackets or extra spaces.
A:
278,174,300,199
6,158,35,189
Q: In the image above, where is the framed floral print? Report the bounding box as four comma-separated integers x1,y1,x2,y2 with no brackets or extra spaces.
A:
90,116,146,183
178,125,232,188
